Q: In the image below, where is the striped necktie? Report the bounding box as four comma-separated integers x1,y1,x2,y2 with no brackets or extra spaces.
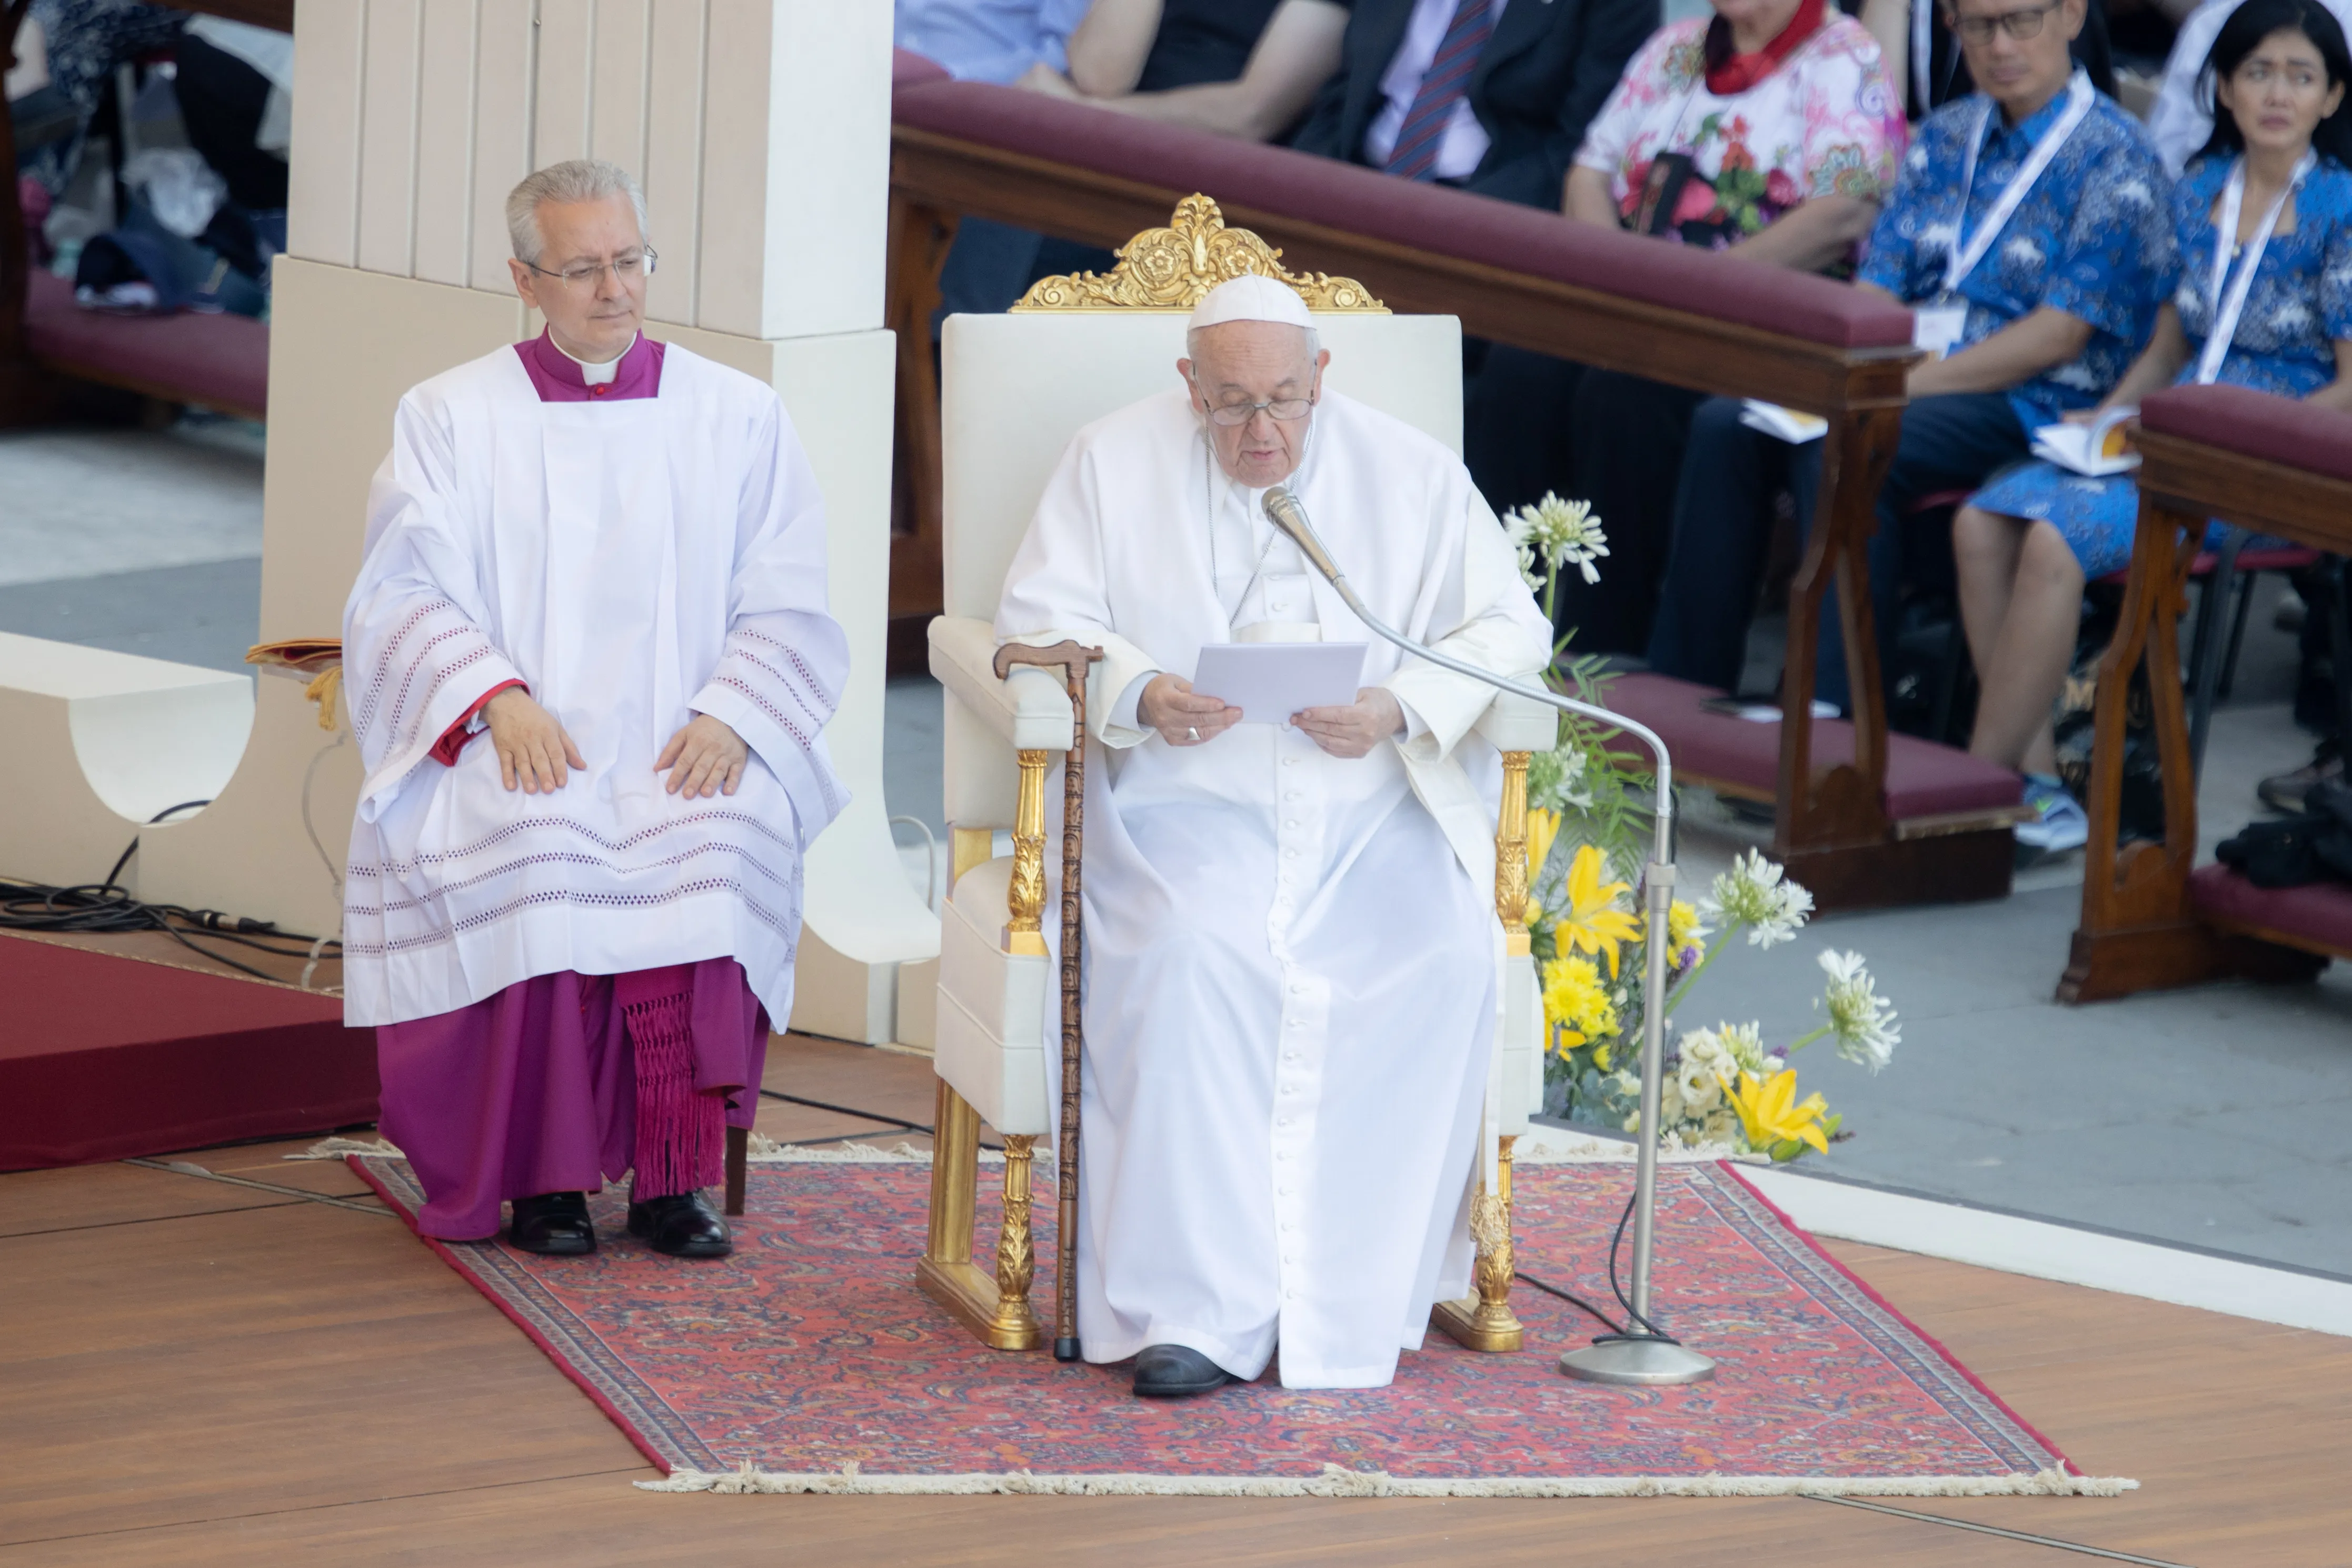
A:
1384,0,1496,181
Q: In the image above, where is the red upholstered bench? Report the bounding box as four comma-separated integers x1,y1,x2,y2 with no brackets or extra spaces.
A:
1600,673,2026,833
2190,864,2352,962
21,268,268,421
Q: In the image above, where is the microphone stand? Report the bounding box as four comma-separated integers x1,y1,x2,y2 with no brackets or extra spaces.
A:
1263,487,1714,1387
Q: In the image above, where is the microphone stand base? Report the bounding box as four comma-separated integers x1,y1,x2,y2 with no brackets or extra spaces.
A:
1558,1336,1717,1386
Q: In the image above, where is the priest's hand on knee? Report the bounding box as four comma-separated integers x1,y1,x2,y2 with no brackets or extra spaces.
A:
485,688,587,794
1139,675,1242,747
1292,688,1405,760
657,714,750,797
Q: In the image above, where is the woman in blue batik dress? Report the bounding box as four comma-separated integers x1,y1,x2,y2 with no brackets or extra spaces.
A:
1950,0,2352,854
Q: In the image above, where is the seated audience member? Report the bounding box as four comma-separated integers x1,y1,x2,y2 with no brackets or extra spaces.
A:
17,0,185,196
2147,0,2352,167
1019,0,1349,142
1857,0,2117,115
174,17,291,215
896,0,1095,316
1290,0,1657,208
1646,0,2179,708
1471,0,1905,656
1957,0,2351,851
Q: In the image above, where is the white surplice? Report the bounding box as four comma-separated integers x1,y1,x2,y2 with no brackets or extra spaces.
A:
996,388,1551,1388
341,342,849,1028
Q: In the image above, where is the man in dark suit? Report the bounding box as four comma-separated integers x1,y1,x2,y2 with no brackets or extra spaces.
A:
1290,0,1656,209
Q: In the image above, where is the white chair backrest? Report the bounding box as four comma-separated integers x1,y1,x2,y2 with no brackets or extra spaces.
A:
939,311,1464,622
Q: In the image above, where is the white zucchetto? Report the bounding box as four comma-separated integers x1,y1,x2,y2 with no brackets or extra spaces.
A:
1187,274,1315,333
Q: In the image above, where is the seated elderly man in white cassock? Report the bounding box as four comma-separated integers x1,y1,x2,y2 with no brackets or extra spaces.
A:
340,159,848,1261
996,275,1552,1395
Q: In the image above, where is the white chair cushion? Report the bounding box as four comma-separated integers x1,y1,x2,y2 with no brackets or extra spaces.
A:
935,855,1054,1136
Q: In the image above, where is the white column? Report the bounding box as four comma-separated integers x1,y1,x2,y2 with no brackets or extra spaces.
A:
128,0,932,1042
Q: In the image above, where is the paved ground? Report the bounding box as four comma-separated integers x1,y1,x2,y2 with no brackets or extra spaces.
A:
5,414,2346,1280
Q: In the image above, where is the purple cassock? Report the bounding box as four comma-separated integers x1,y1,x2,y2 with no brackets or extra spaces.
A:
372,329,766,1242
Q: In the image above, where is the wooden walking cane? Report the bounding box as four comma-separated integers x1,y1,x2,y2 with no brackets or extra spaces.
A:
992,640,1102,1361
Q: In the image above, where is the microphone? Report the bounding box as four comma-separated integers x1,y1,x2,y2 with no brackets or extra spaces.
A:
1261,485,1352,601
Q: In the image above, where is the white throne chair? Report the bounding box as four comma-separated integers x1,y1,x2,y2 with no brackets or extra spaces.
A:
918,196,1556,1353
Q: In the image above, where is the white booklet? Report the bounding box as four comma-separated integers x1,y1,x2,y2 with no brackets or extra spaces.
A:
1739,401,1829,444
2030,406,2140,476
1191,642,1368,724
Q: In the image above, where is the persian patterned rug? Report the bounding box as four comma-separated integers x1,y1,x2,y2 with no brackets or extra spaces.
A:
351,1150,2132,1497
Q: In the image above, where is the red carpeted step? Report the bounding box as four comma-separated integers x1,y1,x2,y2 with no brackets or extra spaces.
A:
1600,672,2024,823
0,935,375,1170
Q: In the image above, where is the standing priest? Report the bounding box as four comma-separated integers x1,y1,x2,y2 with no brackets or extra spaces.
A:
341,159,848,1260
996,276,1551,1395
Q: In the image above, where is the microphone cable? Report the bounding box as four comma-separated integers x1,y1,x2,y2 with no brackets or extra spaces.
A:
0,802,342,984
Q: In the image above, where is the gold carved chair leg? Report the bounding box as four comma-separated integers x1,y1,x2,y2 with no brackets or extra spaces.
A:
916,1080,1044,1350
1434,748,1530,1353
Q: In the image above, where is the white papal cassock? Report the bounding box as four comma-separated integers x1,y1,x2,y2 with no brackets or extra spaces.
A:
341,339,848,1029
996,386,1550,1388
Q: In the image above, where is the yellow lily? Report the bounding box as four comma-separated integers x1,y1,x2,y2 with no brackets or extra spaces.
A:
1558,844,1641,976
1521,807,1562,928
1729,1069,1830,1156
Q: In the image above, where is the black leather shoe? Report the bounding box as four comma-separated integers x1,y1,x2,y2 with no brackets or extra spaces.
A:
1133,1343,1233,1398
509,1192,595,1255
626,1191,733,1259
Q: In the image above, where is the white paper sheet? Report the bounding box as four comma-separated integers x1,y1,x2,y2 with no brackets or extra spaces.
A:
1191,641,1369,724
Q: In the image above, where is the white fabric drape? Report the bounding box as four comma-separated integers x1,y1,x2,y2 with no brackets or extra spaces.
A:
341,344,848,1028
996,388,1550,1387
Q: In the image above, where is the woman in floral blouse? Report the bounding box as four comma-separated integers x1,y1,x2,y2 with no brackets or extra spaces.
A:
1952,0,2352,852
1468,0,1906,659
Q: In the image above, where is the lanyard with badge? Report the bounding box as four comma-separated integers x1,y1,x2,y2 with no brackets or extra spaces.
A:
2192,149,2317,384
1914,68,2095,359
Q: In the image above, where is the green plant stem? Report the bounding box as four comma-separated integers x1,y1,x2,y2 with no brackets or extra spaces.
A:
1782,1024,1833,1055
1660,918,1745,1017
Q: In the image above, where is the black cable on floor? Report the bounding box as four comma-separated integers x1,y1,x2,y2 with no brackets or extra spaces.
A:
756,1087,933,1136
0,802,341,984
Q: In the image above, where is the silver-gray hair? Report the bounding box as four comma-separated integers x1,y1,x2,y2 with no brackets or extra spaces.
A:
505,159,649,265
1186,321,1321,362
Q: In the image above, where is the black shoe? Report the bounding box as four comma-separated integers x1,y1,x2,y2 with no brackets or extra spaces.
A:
509,1192,595,1255
626,1191,732,1259
1132,1343,1234,1398
2260,741,2343,814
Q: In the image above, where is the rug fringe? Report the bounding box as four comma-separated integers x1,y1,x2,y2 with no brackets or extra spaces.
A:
288,1136,404,1161
744,1138,1004,1165
635,1461,2135,1499
1514,1130,1761,1165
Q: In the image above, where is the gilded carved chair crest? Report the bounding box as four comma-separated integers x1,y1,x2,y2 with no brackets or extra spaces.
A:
1012,194,1388,313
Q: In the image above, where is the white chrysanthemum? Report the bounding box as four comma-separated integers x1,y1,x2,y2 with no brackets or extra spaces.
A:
1816,948,1900,1072
1699,848,1815,948
1504,492,1610,585
1512,540,1543,592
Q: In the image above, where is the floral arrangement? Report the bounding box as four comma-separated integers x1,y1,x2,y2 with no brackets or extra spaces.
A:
1502,494,1902,1161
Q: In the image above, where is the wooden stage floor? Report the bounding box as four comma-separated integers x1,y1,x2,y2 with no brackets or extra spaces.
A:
4,1029,2346,1567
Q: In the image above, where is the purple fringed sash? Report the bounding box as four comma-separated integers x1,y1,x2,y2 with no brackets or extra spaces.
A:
620,980,723,1199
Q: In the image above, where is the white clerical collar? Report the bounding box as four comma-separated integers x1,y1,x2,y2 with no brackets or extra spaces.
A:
551,332,634,386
